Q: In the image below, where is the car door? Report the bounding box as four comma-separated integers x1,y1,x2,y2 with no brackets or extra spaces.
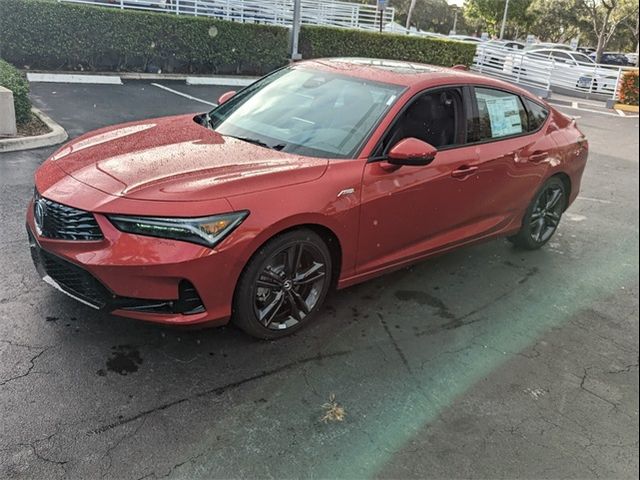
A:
468,87,557,226
356,87,489,275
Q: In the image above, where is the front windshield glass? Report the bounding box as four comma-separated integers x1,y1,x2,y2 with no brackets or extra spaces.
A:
209,67,405,159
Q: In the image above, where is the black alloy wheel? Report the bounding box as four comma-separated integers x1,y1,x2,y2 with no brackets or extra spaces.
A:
509,177,567,250
233,230,332,339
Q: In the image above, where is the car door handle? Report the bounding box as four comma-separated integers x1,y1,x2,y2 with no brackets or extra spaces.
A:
529,151,549,163
451,165,478,178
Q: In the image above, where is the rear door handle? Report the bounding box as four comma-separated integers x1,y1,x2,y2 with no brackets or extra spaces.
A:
529,151,549,163
451,165,479,179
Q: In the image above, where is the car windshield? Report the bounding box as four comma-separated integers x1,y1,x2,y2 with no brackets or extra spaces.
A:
208,67,404,159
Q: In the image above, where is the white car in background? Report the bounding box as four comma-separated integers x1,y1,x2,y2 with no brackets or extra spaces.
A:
626,52,638,65
503,48,620,93
449,34,483,43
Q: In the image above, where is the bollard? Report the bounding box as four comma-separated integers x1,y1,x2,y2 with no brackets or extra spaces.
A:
0,86,18,137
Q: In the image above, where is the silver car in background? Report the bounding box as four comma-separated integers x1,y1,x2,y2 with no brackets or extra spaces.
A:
503,48,620,94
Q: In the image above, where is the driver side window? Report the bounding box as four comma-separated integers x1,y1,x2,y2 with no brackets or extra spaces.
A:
379,88,464,155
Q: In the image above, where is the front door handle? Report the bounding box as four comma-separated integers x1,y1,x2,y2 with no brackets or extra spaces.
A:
451,165,478,179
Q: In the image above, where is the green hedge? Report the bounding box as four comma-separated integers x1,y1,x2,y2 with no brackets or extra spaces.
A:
0,0,290,75
0,59,31,125
300,26,477,67
0,0,475,76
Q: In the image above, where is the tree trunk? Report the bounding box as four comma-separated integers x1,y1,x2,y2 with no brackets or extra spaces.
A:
595,7,614,63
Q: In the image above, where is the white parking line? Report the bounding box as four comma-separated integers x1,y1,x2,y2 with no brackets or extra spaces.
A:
576,196,613,204
150,83,217,107
552,103,638,118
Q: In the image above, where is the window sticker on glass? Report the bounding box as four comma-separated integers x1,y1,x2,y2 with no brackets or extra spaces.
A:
476,91,524,138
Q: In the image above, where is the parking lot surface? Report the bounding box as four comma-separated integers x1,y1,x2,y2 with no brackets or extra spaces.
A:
1,81,638,479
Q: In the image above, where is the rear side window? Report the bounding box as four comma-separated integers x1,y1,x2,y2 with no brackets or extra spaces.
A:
524,98,549,131
472,88,528,141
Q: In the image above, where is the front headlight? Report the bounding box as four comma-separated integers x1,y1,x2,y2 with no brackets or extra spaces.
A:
108,211,249,248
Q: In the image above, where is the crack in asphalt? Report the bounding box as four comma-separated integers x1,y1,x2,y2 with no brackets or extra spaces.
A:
378,312,412,375
89,349,353,436
100,417,148,478
0,347,51,387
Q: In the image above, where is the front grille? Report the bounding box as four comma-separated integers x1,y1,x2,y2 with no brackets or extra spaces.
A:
34,191,103,241
30,241,111,309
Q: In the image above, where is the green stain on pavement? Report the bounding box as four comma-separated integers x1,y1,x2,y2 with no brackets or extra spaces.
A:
313,235,639,479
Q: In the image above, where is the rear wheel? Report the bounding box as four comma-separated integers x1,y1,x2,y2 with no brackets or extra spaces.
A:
232,229,332,339
509,177,567,250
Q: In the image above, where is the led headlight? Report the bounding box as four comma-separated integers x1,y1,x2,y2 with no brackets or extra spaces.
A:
108,211,249,248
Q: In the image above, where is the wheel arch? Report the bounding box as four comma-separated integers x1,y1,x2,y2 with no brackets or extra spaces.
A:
236,219,345,292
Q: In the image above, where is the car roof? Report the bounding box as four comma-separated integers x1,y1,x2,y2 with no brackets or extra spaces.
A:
295,58,541,99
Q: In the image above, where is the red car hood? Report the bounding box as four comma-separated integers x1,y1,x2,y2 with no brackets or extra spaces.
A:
43,114,329,202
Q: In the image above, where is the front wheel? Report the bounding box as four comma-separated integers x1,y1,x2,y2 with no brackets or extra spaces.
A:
509,177,567,250
232,229,332,339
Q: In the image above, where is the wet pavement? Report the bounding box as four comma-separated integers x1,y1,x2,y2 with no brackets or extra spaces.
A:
0,81,638,479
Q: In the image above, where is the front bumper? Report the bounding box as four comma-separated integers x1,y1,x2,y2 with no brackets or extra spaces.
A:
26,202,240,326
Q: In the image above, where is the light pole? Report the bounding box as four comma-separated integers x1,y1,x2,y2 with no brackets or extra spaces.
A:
406,0,417,31
451,7,458,35
499,0,510,40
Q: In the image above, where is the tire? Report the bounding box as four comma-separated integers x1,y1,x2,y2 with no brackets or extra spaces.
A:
509,177,567,250
232,229,332,340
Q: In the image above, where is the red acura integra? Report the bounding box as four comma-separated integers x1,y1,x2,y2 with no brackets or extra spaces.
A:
27,59,588,339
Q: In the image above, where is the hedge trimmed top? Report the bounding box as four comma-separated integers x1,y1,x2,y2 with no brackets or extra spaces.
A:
0,0,476,75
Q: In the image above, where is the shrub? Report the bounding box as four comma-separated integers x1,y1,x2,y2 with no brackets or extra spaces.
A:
0,0,477,76
618,70,639,106
0,58,32,125
0,0,290,75
299,26,477,67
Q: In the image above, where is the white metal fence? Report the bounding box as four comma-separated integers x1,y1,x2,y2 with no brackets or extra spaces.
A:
57,0,395,31
473,44,637,101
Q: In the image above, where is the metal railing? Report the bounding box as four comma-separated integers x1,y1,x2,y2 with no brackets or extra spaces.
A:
473,44,638,101
57,0,395,31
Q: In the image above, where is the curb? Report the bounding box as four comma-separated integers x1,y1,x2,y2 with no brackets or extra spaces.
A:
614,103,640,113
0,108,68,153
186,76,257,86
23,70,259,86
27,73,123,85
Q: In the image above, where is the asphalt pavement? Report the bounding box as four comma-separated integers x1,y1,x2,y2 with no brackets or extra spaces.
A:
0,80,638,479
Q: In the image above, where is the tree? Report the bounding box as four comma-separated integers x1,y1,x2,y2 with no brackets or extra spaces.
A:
463,0,532,38
579,0,635,62
527,0,585,43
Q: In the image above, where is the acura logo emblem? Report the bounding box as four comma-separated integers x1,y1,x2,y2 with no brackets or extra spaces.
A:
34,198,46,235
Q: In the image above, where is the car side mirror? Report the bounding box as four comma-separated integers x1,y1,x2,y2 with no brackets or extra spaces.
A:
387,138,438,167
218,91,237,106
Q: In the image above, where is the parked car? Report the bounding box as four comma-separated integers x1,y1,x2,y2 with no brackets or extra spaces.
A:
589,52,632,66
504,48,619,93
476,40,526,69
27,58,588,339
625,52,638,65
525,43,574,52
577,47,596,55
449,34,483,43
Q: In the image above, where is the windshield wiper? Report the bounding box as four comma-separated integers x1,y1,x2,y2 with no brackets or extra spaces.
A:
229,135,286,151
